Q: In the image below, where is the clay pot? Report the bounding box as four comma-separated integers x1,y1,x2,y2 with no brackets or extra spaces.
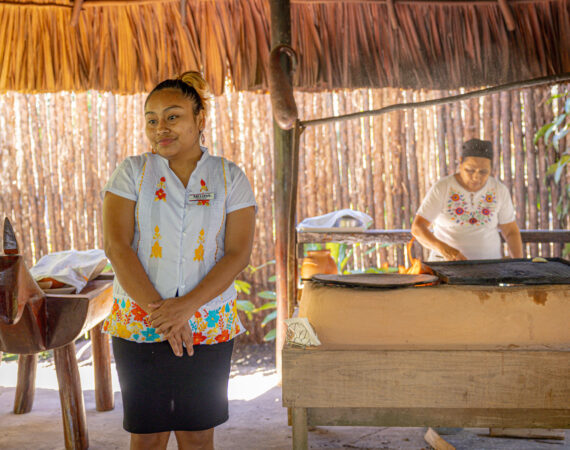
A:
301,249,338,280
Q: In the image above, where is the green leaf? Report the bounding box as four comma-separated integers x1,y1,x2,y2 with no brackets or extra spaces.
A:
254,301,276,312
234,279,251,295
261,310,277,326
534,123,552,145
236,300,255,312
268,275,276,282
263,328,276,341
325,242,340,263
257,290,276,300
552,126,569,148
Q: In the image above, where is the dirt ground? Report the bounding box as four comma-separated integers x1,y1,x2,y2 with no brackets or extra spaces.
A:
0,339,568,449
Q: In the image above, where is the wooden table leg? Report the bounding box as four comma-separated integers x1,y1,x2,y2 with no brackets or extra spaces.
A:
13,353,37,414
54,342,88,450
90,321,114,411
292,407,308,450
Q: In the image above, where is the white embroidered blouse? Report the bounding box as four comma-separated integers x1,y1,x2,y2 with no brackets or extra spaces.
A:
416,175,515,260
101,147,257,343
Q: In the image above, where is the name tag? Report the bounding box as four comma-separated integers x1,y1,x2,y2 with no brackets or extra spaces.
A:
188,192,216,202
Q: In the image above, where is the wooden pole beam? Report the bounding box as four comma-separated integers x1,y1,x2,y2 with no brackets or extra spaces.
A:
300,73,570,128
70,0,84,26
270,0,293,380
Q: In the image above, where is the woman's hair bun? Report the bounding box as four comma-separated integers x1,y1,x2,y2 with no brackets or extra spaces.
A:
178,71,213,115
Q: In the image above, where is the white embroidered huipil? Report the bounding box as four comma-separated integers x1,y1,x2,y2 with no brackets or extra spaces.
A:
101,147,257,344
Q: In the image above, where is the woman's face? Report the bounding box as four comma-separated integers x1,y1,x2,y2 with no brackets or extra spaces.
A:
457,156,491,192
144,88,204,161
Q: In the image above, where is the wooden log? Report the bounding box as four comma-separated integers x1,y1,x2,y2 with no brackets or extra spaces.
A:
13,354,37,414
483,94,493,141
405,91,419,222
54,342,88,450
305,407,570,429
523,89,539,257
445,101,456,173
436,93,447,179
270,0,293,377
424,427,456,450
489,428,565,440
90,322,114,411
534,89,549,257
371,90,388,264
292,407,308,450
511,90,526,229
492,94,501,176
543,94,561,257
500,91,512,194
452,92,463,172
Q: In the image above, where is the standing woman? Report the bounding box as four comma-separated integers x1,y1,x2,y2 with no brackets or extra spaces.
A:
412,138,523,261
102,72,256,449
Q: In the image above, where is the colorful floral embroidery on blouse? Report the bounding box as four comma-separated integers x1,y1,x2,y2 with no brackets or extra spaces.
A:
103,297,242,344
198,179,210,206
150,225,162,258
194,229,205,261
154,176,166,202
447,189,497,226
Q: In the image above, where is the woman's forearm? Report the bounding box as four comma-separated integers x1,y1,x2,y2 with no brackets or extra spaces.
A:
105,244,162,312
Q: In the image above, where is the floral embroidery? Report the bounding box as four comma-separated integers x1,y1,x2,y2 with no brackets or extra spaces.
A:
150,225,163,258
198,179,210,206
447,189,497,226
103,297,243,345
194,229,205,261
154,177,166,202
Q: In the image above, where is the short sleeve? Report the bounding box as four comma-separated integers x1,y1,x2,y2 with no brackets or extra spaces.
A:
416,178,448,222
226,161,257,214
101,156,145,201
496,182,516,224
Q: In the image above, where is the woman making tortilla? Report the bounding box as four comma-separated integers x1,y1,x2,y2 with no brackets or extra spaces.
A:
102,72,256,449
412,138,523,261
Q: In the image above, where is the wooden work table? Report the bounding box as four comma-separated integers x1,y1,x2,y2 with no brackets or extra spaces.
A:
282,279,570,450
0,274,114,450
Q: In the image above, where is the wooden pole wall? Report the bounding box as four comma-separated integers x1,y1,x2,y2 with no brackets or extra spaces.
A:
0,83,568,343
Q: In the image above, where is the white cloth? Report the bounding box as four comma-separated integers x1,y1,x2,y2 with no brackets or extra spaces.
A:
30,249,107,293
297,209,373,232
102,147,257,310
416,175,515,260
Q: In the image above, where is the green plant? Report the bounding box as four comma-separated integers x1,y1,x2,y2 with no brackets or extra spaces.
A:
534,90,570,256
234,260,277,340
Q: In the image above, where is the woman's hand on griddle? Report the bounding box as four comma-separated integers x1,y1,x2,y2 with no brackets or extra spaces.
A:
440,244,467,261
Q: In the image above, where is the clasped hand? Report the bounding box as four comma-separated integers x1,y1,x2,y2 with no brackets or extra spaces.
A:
148,297,197,357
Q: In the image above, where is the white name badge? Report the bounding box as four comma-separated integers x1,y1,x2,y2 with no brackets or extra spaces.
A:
189,192,216,202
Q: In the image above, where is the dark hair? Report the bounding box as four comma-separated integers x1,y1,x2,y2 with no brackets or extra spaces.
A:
145,79,204,115
461,138,493,161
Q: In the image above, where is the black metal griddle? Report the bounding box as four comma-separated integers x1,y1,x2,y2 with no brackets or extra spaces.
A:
423,257,570,285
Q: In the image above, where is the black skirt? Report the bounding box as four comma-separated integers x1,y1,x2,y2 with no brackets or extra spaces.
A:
112,337,234,434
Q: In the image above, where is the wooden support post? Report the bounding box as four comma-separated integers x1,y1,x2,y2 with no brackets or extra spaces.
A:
292,407,308,450
270,0,293,380
70,0,84,27
13,353,37,414
54,343,88,450
90,322,114,411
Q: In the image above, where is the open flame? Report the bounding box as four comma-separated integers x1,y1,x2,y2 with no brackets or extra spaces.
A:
398,238,433,275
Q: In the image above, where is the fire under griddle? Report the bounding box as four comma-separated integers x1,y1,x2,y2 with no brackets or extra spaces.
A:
423,257,570,285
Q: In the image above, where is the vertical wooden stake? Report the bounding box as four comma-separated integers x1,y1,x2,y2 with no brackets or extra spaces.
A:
13,353,37,414
90,322,114,411
54,343,88,450
292,407,308,450
270,0,293,380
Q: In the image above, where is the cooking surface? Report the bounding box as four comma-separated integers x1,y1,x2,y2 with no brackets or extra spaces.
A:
311,273,438,288
424,258,570,285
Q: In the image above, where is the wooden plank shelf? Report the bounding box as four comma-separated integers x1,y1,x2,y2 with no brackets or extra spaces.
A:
297,229,570,245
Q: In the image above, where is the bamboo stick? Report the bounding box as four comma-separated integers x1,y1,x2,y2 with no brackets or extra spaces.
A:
511,90,526,229
492,93,501,176
523,88,538,257
534,88,549,256
382,89,395,266
371,89,388,264
500,91,512,194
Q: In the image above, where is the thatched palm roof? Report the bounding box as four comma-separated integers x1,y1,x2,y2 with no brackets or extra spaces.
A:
1,0,568,94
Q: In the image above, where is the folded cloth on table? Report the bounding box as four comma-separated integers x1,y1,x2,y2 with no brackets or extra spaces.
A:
296,209,372,232
30,249,108,294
